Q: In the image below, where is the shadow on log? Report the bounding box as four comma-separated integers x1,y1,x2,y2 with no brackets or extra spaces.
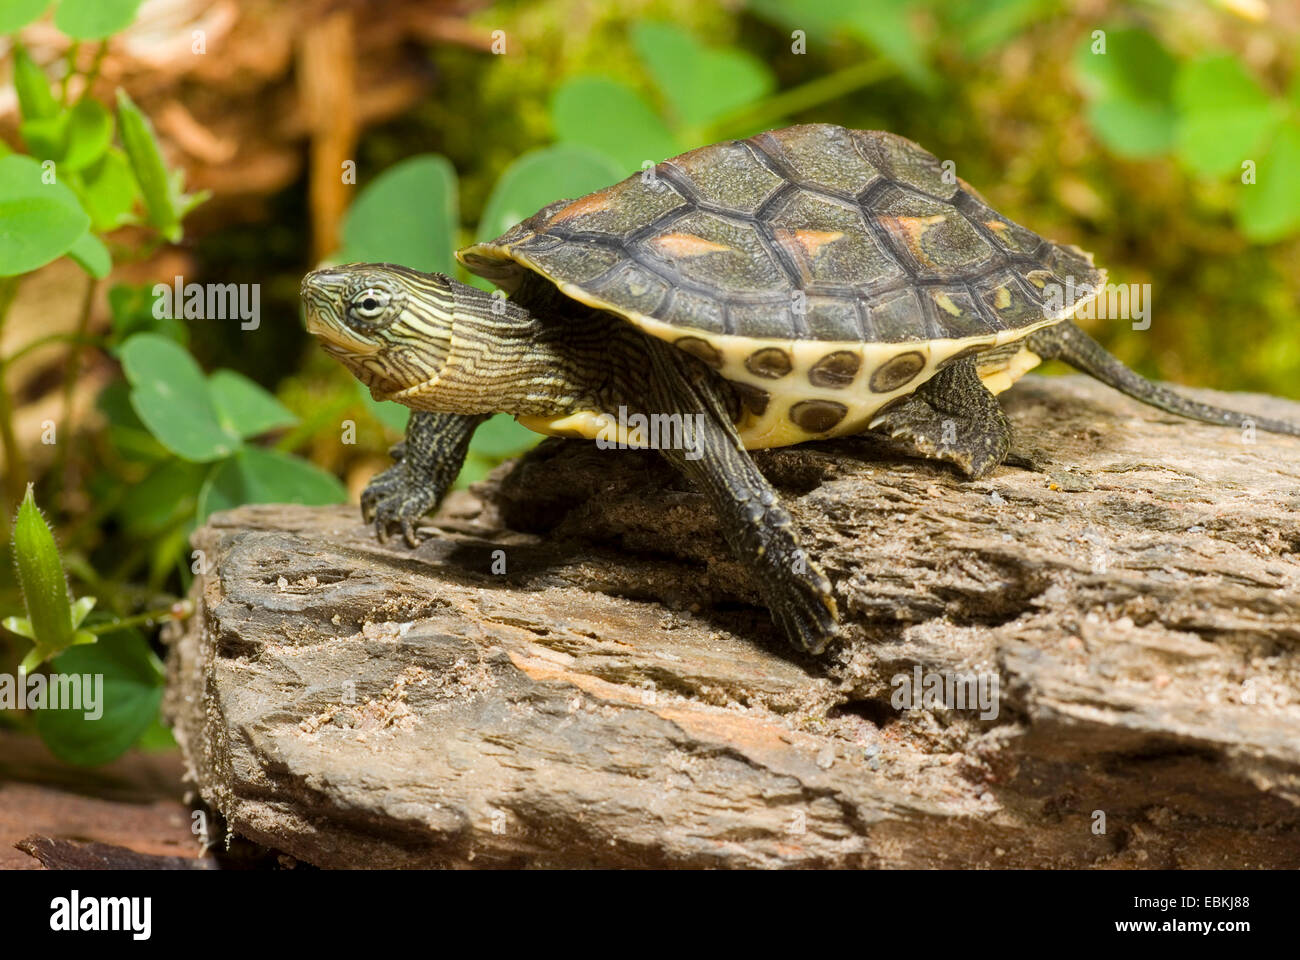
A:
163,375,1300,868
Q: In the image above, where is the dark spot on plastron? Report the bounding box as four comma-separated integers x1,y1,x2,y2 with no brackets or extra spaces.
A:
674,336,723,369
790,399,848,433
731,382,770,417
808,350,861,388
869,350,926,393
745,347,793,379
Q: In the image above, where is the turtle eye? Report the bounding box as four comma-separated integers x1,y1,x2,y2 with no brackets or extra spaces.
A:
351,289,388,317
347,286,397,329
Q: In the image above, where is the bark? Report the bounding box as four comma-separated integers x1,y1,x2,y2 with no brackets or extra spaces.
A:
163,375,1300,868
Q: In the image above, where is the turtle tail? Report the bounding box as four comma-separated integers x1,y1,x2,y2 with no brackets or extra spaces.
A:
1026,320,1300,438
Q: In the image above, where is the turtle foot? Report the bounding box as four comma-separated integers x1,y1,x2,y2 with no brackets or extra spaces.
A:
768,557,840,655
361,463,439,547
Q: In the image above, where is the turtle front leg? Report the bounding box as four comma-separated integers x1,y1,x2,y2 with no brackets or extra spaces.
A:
866,357,1021,479
362,411,488,546
640,344,839,654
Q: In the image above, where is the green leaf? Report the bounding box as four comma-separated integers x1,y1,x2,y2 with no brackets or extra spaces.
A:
945,0,1055,58
839,0,936,93
70,596,95,629
0,194,88,276
0,151,86,205
96,378,168,462
355,379,409,434
8,485,76,668
106,281,187,351
78,147,139,232
454,452,495,490
66,229,110,277
119,333,241,462
196,447,346,524
175,186,210,221
550,77,679,173
62,97,114,172
1075,27,1176,103
1074,27,1177,157
3,616,36,640
0,154,90,275
630,22,773,131
18,112,68,161
477,144,623,242
207,369,297,439
116,88,179,242
1086,99,1177,158
34,629,165,767
452,415,540,490
338,154,458,274
53,0,142,39
1175,54,1282,177
0,0,51,33
748,0,935,91
11,43,58,121
1238,121,1300,243
468,413,540,458
134,712,176,751
117,460,206,534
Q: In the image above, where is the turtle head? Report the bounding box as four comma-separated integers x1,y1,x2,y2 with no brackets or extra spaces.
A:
301,262,558,415
301,263,459,404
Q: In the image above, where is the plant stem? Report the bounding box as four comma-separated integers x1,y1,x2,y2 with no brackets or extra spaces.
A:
86,599,194,636
60,41,80,105
57,275,98,500
60,549,116,598
0,276,27,518
700,58,899,142
76,41,108,104
0,333,103,371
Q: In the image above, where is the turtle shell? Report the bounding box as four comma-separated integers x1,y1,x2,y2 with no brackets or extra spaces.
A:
458,124,1105,448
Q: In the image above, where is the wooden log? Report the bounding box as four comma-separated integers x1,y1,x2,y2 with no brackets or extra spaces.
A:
0,730,203,870
163,375,1300,868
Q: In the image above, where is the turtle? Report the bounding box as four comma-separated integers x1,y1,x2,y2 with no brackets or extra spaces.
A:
301,123,1300,655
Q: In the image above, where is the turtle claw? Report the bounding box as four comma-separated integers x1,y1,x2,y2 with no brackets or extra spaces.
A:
361,463,406,523
770,560,839,654
400,518,423,549
361,464,438,547
1002,448,1046,473
774,590,839,655
358,413,489,547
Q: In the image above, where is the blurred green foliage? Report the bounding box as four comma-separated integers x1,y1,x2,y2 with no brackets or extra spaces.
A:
2,0,1299,764
1075,27,1300,240
0,3,320,762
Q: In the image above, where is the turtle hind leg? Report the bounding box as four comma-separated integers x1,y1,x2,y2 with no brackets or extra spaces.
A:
638,340,839,654
362,411,489,546
867,357,1015,480
1028,320,1300,438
